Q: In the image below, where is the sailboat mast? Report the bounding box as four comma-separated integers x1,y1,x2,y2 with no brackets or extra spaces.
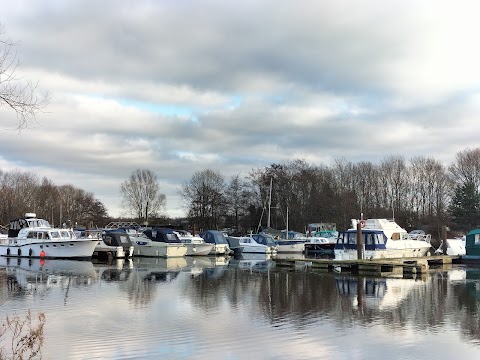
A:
267,177,272,229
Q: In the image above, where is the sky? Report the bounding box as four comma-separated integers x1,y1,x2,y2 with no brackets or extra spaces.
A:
1,0,480,218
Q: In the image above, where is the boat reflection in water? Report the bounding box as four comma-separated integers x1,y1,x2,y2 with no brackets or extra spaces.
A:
229,253,275,272
336,275,426,310
131,256,188,283
0,257,97,297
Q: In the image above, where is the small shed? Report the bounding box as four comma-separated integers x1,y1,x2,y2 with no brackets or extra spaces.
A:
465,228,480,258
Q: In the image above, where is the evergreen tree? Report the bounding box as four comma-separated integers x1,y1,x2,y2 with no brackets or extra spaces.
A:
449,181,480,231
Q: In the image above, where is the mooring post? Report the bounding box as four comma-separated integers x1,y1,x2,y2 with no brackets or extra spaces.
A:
357,221,363,259
442,225,447,255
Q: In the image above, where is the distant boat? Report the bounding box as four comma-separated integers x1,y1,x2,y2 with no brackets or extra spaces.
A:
133,228,187,258
229,236,275,254
0,213,98,259
93,230,134,259
199,230,232,255
173,230,214,256
435,237,466,256
335,218,432,260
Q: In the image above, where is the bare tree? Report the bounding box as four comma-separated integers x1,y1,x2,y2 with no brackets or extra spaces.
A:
179,169,226,231
120,169,166,223
0,24,48,129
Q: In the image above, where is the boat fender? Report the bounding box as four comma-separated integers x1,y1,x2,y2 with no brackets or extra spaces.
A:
360,220,366,228
29,248,32,257
6,248,10,256
17,249,21,256
40,250,46,258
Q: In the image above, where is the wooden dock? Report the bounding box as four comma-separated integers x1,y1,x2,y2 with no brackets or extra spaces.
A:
274,255,461,277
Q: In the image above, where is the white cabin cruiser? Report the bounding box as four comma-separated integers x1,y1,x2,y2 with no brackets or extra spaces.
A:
0,213,98,259
173,230,214,256
335,218,432,260
131,228,187,258
231,236,274,254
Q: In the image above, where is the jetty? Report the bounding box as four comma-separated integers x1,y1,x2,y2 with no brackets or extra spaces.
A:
275,255,461,277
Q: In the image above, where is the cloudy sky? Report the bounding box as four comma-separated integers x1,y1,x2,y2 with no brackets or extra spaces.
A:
1,0,480,218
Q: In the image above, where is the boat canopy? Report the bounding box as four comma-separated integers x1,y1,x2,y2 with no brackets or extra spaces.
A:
335,229,388,251
102,231,133,247
8,216,52,238
252,233,276,247
143,228,181,243
200,230,228,244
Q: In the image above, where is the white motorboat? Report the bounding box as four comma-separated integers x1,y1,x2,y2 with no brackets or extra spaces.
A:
251,233,279,253
173,230,214,256
435,237,466,256
334,218,433,260
304,236,337,254
132,228,187,258
232,236,273,254
0,213,98,259
92,230,134,259
275,239,306,253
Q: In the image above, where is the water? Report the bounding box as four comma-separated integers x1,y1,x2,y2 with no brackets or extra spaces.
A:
0,255,480,360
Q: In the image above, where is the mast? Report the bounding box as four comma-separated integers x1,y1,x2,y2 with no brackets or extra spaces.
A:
267,177,272,229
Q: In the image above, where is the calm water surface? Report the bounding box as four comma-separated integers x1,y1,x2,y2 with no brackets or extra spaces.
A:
0,255,479,360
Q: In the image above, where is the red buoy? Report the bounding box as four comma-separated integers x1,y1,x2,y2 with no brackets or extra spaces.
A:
40,250,46,258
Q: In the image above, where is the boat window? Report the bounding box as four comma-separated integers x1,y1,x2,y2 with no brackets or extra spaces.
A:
374,234,384,245
365,234,374,245
119,235,129,244
475,234,480,245
391,232,401,240
27,231,36,239
61,231,70,238
50,231,60,239
347,232,357,245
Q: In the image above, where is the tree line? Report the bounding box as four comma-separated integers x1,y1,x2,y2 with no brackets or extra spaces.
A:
0,170,108,228
178,148,480,239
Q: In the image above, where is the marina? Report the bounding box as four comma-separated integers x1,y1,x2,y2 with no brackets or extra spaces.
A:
1,254,480,359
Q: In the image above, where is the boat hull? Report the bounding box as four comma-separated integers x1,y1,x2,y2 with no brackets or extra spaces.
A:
277,243,305,253
335,245,431,260
208,244,231,255
0,239,98,259
132,242,187,257
184,243,214,256
94,244,134,259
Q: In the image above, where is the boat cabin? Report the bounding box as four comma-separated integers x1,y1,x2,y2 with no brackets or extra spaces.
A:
143,228,182,243
102,231,133,248
200,230,228,245
335,229,388,251
252,233,277,247
8,213,51,238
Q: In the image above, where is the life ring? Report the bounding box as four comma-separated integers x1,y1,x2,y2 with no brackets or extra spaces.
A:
360,220,366,228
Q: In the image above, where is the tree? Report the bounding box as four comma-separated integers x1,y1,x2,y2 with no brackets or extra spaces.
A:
0,25,48,129
449,181,480,231
178,169,226,231
120,169,166,223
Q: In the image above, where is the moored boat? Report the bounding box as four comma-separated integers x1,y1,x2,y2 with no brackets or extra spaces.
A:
133,228,187,257
0,213,98,259
231,236,274,254
334,218,432,260
93,230,134,259
199,230,232,255
173,230,214,256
